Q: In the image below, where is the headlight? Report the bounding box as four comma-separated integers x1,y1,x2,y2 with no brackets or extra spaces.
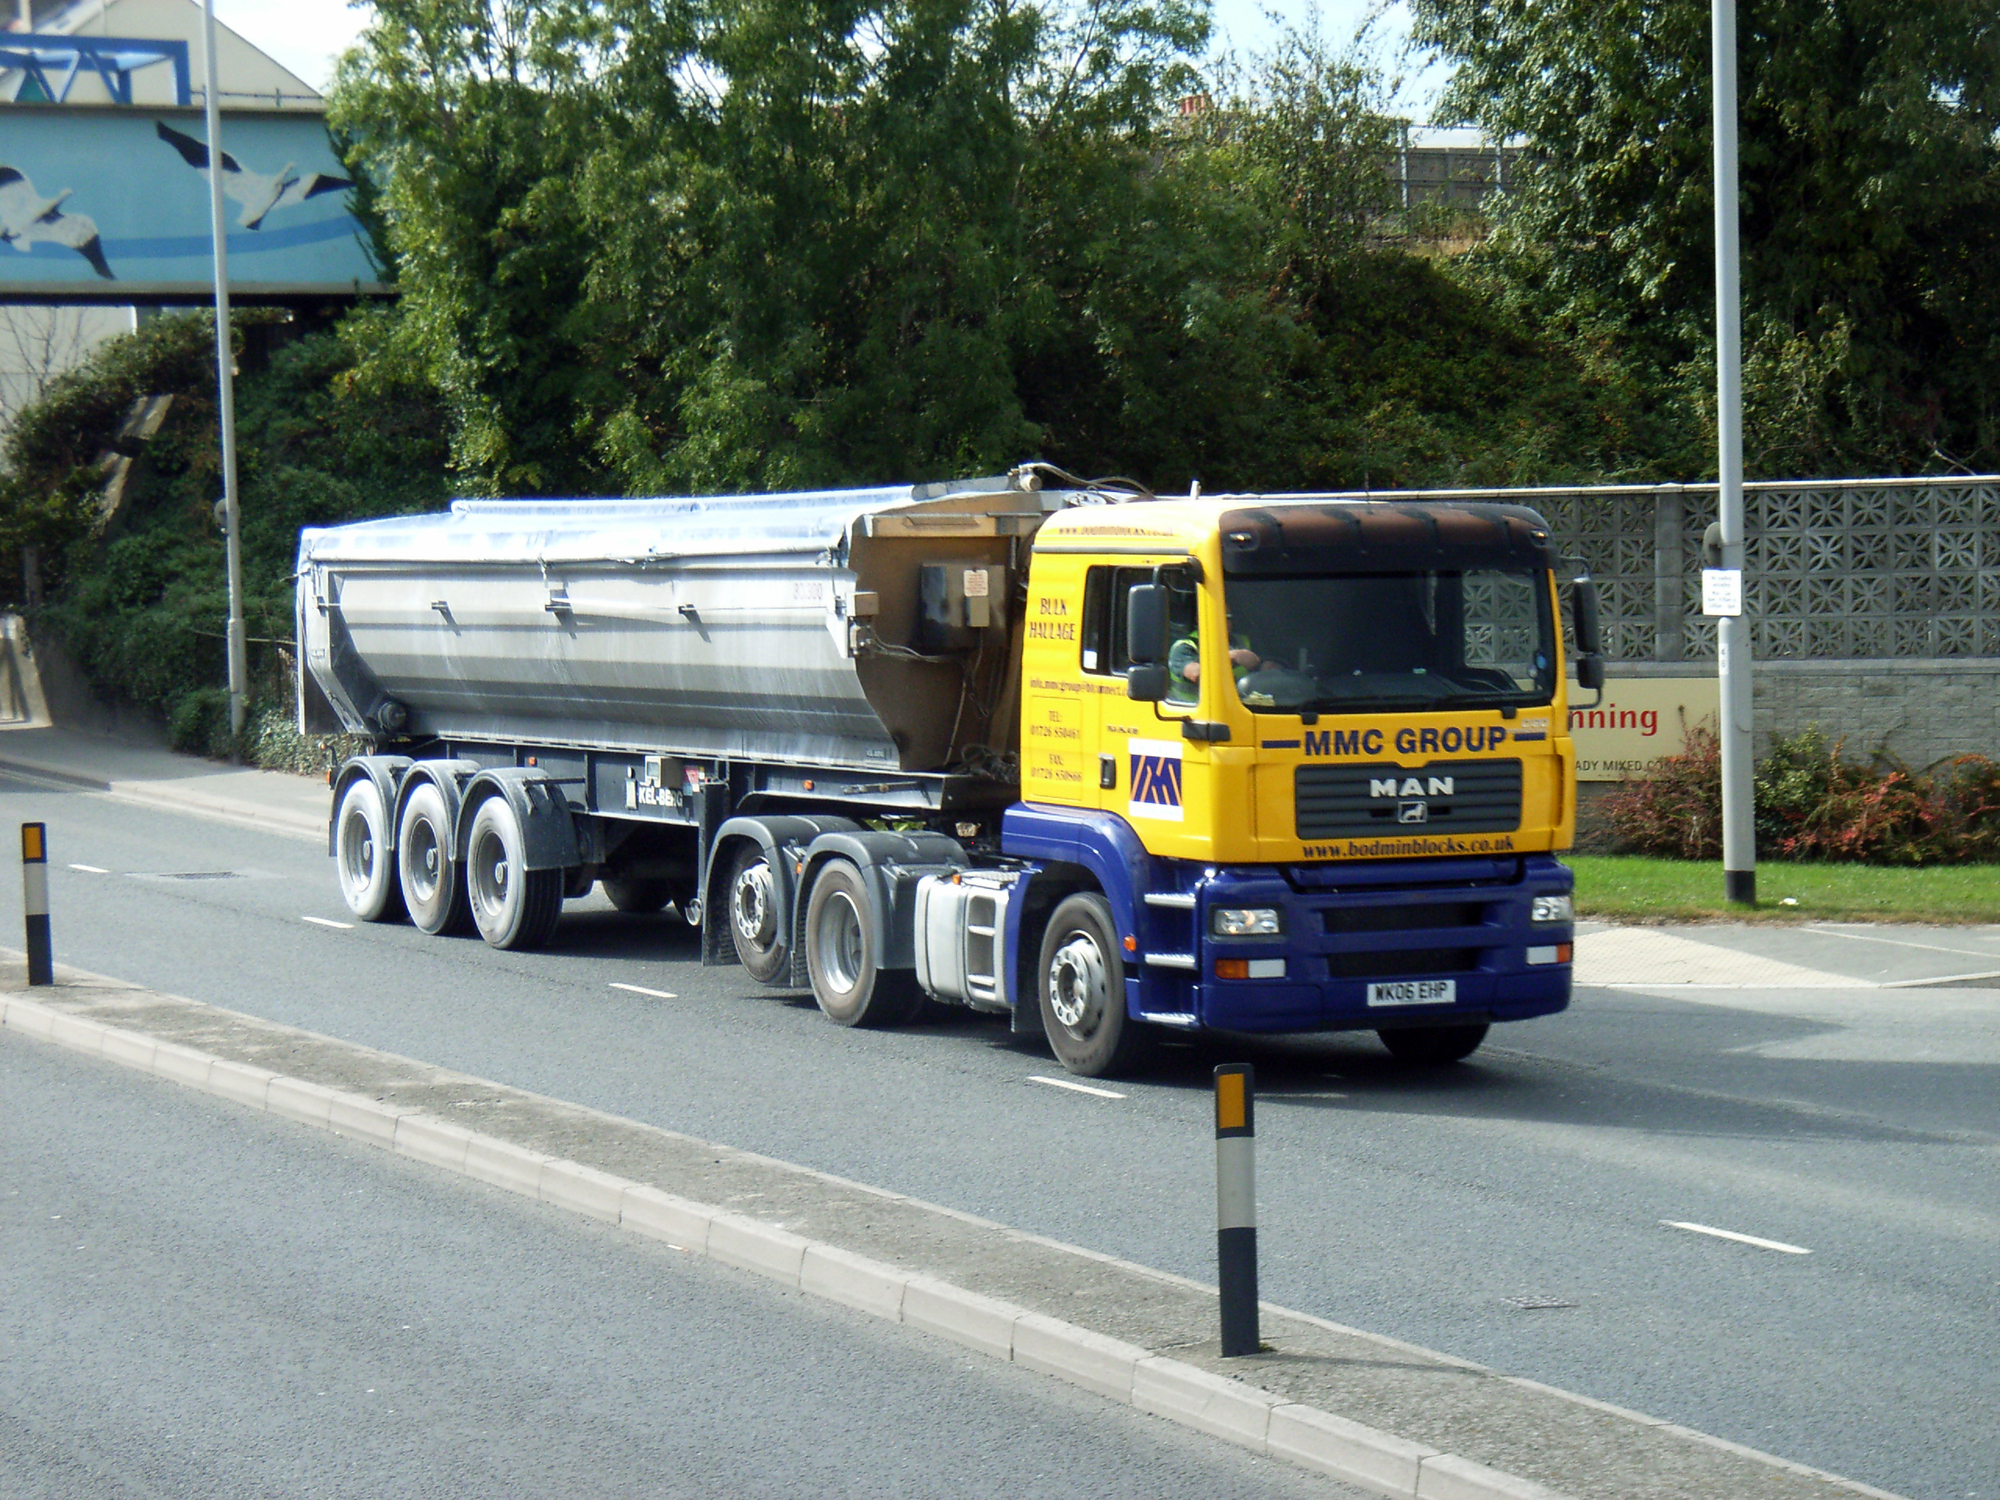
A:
1212,907,1283,937
1531,894,1574,924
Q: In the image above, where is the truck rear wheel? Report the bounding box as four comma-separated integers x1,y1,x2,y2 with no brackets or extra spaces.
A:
602,877,674,914
1038,893,1151,1078
397,782,471,935
335,776,403,923
465,797,564,950
804,859,920,1026
726,845,791,983
1377,1023,1489,1064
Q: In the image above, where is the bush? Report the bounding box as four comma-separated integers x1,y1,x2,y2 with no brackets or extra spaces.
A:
1602,724,2000,864
1602,726,1724,859
6,309,449,753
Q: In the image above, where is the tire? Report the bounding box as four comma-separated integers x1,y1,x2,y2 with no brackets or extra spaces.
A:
334,776,403,922
464,796,564,950
602,877,674,914
725,844,791,984
1038,892,1151,1078
803,859,921,1027
1377,1023,1490,1065
397,781,471,935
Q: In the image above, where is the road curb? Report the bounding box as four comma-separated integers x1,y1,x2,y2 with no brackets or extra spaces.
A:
0,981,1909,1500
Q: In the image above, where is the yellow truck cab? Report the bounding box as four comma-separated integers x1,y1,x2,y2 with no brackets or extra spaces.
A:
1004,494,1588,1073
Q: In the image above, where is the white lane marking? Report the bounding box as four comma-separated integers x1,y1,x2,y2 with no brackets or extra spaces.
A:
68,863,109,874
1662,1220,1811,1255
1804,925,2000,962
301,916,354,930
1028,1074,1127,1100
609,982,678,1000
1883,969,2000,988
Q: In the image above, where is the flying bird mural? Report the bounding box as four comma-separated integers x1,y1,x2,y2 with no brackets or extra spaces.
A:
154,121,354,230
0,167,113,279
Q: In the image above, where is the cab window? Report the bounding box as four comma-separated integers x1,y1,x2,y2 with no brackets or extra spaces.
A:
1081,565,1199,695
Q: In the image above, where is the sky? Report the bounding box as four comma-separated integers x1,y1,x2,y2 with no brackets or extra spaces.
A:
224,0,1446,113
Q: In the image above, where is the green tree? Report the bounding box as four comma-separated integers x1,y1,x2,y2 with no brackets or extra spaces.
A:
1410,0,2000,476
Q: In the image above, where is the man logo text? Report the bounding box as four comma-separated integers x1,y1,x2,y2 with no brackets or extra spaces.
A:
1371,777,1454,798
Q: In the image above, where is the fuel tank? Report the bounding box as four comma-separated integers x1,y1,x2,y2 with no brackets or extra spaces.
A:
296,480,1051,773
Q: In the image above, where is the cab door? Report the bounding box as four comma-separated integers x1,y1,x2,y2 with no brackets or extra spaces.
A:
1079,562,1213,853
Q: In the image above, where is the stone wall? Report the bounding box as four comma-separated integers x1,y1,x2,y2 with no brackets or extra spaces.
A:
1611,660,2000,768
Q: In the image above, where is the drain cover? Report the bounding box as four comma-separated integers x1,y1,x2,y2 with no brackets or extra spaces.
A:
1502,1295,1577,1310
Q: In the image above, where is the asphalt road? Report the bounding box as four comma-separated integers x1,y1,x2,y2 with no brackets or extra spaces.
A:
5,776,1996,1500
2,1024,1355,1499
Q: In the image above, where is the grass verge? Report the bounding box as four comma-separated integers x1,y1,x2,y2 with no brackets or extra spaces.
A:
1571,855,2000,925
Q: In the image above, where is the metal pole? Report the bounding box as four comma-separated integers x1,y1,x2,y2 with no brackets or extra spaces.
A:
1712,0,1755,905
1214,1064,1259,1356
202,0,247,753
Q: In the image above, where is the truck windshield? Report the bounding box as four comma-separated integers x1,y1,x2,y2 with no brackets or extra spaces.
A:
1221,568,1556,713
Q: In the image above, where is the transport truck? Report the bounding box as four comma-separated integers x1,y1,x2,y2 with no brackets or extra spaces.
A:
299,467,1603,1076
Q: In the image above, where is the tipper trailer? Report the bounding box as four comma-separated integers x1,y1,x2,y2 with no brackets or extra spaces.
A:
300,468,1604,1076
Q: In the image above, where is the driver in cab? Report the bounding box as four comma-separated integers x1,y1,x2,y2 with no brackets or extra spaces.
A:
1167,616,1260,703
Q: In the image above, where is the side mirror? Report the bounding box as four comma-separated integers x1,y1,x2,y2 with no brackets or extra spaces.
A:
1127,663,1169,702
1569,573,1604,657
1577,655,1605,692
1125,584,1167,665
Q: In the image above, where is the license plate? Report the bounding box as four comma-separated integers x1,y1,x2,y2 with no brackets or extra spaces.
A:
1366,979,1456,1007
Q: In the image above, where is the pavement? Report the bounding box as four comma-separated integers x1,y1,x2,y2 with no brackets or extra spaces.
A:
0,724,327,843
0,721,1958,1500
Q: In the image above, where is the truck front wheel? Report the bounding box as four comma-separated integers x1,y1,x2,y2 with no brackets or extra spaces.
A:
335,776,403,923
804,859,920,1027
464,797,564,950
1377,1023,1489,1064
1038,893,1150,1078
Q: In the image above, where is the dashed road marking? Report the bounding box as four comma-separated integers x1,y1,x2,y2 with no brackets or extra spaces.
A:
1662,1220,1811,1255
1028,1074,1126,1100
301,916,354,930
609,982,677,1000
68,863,109,874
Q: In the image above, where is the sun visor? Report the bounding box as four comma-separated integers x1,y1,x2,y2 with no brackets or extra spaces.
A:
1217,502,1558,576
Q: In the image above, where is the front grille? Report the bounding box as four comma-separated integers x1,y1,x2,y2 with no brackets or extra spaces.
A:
1322,901,1487,935
1325,948,1482,979
1296,759,1522,840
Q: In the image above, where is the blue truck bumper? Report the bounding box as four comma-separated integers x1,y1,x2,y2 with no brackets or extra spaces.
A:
1147,853,1573,1034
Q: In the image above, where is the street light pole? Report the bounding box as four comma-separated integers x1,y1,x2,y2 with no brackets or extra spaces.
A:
201,0,247,752
1712,0,1755,905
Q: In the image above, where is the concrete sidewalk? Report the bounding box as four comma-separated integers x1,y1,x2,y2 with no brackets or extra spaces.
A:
0,724,327,842
2,961,1902,1500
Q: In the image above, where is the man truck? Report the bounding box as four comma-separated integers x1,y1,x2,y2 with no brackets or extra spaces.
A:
299,467,1601,1076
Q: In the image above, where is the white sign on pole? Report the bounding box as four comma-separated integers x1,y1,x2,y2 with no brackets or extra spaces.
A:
1701,568,1743,617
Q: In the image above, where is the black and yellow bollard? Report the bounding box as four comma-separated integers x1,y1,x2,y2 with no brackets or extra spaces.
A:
22,821,51,986
1214,1063,1258,1356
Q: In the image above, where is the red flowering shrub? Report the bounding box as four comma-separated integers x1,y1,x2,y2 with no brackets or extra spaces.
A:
1599,726,2000,864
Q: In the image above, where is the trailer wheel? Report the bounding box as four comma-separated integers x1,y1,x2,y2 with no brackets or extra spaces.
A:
465,797,564,950
398,781,471,935
1038,893,1151,1078
1377,1023,1489,1065
804,859,920,1027
335,776,404,923
725,845,790,983
602,878,674,914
